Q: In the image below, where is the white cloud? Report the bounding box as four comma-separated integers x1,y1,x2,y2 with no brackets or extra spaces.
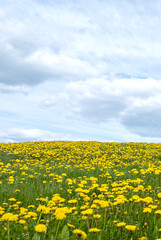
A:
0,83,29,93
0,128,72,143
42,77,161,137
1,0,161,87
1,0,161,142
26,51,99,78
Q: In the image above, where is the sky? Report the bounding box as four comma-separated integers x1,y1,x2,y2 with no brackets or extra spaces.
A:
1,0,161,143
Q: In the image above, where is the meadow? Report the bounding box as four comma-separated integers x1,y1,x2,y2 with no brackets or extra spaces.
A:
0,141,161,239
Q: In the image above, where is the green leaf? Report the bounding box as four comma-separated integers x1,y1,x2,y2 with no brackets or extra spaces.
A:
60,225,69,240
32,233,41,240
24,236,31,240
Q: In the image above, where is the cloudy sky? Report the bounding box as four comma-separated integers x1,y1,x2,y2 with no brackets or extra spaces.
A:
1,0,161,143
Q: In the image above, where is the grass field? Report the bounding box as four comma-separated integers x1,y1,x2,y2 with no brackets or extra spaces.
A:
0,141,161,239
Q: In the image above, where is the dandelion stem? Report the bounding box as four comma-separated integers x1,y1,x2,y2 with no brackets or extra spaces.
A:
37,212,42,224
103,209,106,230
7,221,10,240
55,220,60,240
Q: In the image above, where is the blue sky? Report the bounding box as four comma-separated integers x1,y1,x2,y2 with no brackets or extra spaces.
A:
1,0,161,142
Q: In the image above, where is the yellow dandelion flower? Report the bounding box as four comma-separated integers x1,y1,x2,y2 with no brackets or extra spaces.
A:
24,226,28,231
68,199,77,204
89,228,101,232
1,213,13,221
93,214,101,219
19,220,26,224
67,223,75,228
81,216,87,220
125,225,137,231
143,208,152,213
73,229,87,239
155,210,161,214
117,222,126,227
35,224,47,233
55,212,66,220
8,198,16,202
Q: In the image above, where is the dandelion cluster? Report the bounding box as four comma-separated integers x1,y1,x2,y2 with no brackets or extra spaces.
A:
0,141,161,239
